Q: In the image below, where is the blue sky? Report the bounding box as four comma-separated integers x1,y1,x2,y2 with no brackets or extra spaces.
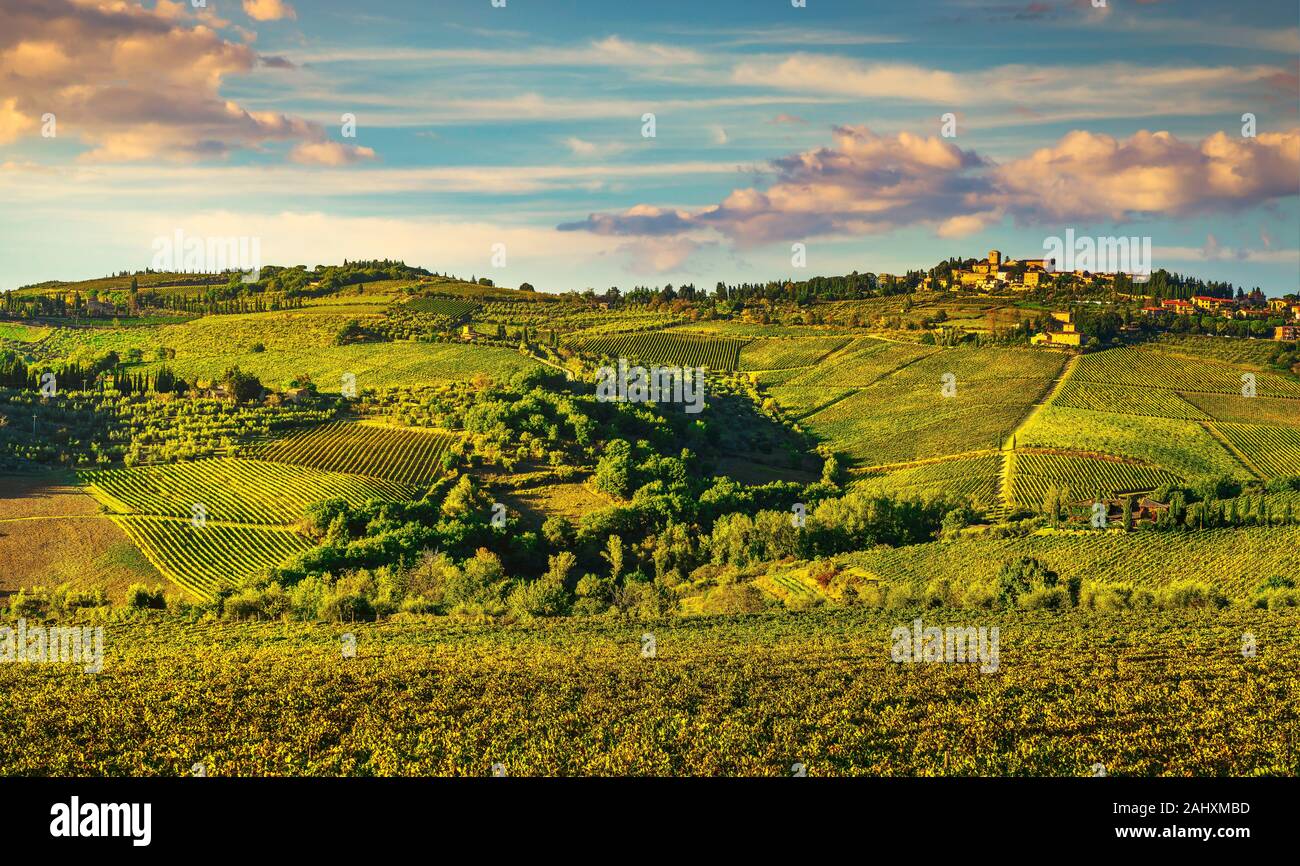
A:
0,0,1297,293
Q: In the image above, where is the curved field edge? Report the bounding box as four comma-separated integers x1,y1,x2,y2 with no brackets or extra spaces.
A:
81,458,418,525
247,421,459,486
110,516,314,600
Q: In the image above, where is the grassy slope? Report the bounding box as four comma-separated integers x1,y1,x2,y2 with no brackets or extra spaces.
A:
779,347,1065,466
1016,342,1300,483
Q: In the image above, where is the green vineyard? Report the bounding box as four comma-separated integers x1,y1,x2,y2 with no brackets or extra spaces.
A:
83,458,416,525
405,297,479,317
1019,406,1254,481
572,331,748,371
1073,346,1300,398
738,337,853,370
853,454,1001,504
1212,423,1300,478
1009,452,1181,508
846,526,1300,600
782,348,1065,467
776,338,937,388
1053,380,1212,420
112,515,314,599
250,421,458,485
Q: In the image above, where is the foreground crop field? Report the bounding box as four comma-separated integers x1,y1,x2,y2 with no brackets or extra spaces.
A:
0,609,1295,776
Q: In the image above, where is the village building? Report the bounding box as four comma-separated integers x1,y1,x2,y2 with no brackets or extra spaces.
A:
1234,307,1273,320
951,250,1056,293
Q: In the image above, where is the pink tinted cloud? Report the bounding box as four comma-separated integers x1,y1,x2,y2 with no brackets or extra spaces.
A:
243,0,297,23
995,129,1300,222
0,0,357,162
561,126,1299,244
290,140,378,166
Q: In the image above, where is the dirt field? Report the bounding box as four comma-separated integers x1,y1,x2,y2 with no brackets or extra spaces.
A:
0,474,160,601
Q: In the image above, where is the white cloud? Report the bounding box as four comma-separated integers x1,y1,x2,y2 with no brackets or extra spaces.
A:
286,36,703,68
727,55,1292,126
1158,236,1300,265
562,137,627,159
560,126,1300,246
0,161,743,201
0,98,36,144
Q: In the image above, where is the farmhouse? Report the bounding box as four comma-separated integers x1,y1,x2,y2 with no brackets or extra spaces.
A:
1275,324,1300,341
1191,295,1234,313
1068,496,1168,526
1031,311,1083,347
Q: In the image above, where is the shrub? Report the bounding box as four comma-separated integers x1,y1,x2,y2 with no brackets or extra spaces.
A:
317,590,375,622
9,589,49,618
808,558,838,588
507,576,570,618
883,584,920,610
697,582,768,615
1018,586,1069,610
1258,574,1296,592
399,595,439,615
1080,581,1144,611
923,577,963,608
995,557,1061,608
57,586,108,610
963,580,999,609
125,584,166,610
1157,581,1228,610
224,584,290,620
1259,589,1300,610
221,366,263,403
784,591,822,611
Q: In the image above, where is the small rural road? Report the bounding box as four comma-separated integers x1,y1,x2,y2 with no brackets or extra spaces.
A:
998,353,1080,508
